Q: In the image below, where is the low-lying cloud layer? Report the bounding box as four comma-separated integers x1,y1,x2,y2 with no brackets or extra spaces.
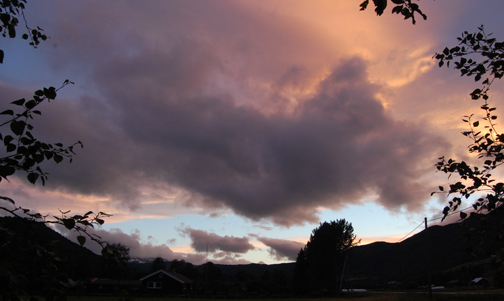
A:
182,228,255,254
57,225,256,265
254,236,305,261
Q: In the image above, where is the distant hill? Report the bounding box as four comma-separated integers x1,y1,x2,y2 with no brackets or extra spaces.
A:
200,262,295,277
128,258,295,278
346,222,473,283
348,209,503,283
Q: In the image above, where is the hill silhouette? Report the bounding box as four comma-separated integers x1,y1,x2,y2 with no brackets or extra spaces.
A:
348,209,503,283
0,217,101,280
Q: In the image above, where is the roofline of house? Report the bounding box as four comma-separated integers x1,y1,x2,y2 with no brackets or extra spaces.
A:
139,269,192,284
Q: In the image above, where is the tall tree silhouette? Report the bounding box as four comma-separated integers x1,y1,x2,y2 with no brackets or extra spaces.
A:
294,219,359,295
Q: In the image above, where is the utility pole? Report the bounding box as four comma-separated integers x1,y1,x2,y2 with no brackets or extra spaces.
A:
425,217,433,301
205,244,208,295
337,250,348,297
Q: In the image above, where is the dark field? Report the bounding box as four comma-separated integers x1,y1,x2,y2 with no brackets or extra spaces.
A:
65,289,504,301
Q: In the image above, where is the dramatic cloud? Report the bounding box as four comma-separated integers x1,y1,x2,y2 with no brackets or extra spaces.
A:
255,236,305,261
2,1,462,229
42,51,446,225
182,228,255,254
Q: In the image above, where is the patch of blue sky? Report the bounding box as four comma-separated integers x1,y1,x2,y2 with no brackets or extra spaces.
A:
0,39,51,88
1,40,98,105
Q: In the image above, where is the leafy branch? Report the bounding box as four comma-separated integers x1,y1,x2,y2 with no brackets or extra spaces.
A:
0,1,114,298
0,199,110,247
0,80,81,186
432,26,504,220
0,79,110,245
359,0,427,25
0,0,109,254
0,80,112,249
0,0,48,63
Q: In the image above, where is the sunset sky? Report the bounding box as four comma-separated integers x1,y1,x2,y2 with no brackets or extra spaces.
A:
1,0,504,265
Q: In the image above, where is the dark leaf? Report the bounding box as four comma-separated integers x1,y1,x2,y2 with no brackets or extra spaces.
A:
6,143,16,152
0,165,16,177
62,218,75,230
27,173,38,184
77,235,86,246
360,0,369,10
372,0,387,16
443,206,450,216
44,151,53,160
25,100,36,109
53,154,63,163
34,153,44,164
44,87,57,100
0,110,14,115
11,98,25,106
10,120,26,136
392,6,402,14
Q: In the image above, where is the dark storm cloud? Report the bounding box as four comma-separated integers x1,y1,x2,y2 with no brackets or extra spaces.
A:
12,1,451,226
255,236,305,261
2,52,448,226
182,228,255,253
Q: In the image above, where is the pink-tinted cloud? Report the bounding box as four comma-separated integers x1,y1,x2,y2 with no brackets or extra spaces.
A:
182,228,255,253
1,0,464,228
255,236,305,261
16,51,447,226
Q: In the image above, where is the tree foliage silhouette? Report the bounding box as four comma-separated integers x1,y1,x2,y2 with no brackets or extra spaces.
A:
361,0,504,278
359,0,427,24
293,219,359,295
100,243,131,279
0,0,112,299
150,257,166,272
0,0,47,63
432,26,504,221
